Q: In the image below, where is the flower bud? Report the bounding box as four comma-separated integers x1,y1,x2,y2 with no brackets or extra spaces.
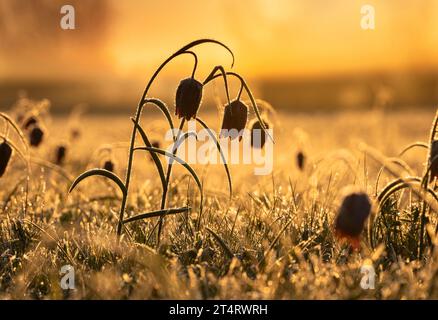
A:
175,78,203,120
334,191,372,249
0,140,12,177
220,100,248,140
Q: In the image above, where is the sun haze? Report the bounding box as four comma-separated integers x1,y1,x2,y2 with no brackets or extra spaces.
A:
1,0,438,80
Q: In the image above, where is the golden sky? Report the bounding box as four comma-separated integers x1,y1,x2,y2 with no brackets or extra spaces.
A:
109,0,438,78
1,0,438,80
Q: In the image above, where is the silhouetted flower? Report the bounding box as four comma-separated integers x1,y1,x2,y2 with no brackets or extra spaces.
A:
334,191,372,249
175,78,203,120
0,140,12,177
29,125,44,147
250,118,270,149
103,160,114,172
220,100,248,140
55,145,67,165
296,151,305,171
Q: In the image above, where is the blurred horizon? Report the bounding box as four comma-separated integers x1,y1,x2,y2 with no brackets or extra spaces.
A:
1,0,438,112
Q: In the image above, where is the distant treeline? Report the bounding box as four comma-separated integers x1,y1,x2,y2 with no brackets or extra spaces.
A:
259,71,438,111
1,71,437,114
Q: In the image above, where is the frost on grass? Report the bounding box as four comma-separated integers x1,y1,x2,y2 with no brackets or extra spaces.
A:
0,108,437,299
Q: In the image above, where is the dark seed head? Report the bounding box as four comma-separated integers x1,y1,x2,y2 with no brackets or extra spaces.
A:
296,151,305,171
175,78,203,120
29,125,44,147
55,145,67,165
250,118,270,149
334,191,371,249
429,140,438,182
220,100,248,140
0,141,13,177
103,159,115,172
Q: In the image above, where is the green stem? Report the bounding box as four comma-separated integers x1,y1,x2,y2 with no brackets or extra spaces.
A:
156,119,185,245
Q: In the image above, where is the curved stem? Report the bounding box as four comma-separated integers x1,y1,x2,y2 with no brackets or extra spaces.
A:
203,65,231,108
185,51,198,79
0,135,31,217
419,110,438,257
142,99,176,140
3,120,9,138
196,117,232,199
374,158,415,196
117,39,234,237
156,119,185,245
398,142,428,157
422,154,438,186
131,118,166,192
140,39,234,106
237,81,244,100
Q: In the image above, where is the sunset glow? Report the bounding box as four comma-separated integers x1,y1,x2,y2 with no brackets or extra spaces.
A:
1,0,438,80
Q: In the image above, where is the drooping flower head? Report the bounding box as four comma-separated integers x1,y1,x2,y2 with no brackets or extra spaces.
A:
103,159,115,172
0,140,12,177
250,118,270,149
296,151,305,171
220,100,248,140
55,145,67,165
334,190,372,249
175,78,203,120
29,125,44,147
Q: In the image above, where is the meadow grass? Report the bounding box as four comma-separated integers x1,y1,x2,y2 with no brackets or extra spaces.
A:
0,108,437,299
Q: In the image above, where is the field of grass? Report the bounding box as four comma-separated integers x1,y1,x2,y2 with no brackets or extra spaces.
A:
0,105,437,300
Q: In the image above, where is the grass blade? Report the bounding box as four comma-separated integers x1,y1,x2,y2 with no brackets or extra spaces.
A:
422,154,438,186
377,177,438,211
69,168,127,196
123,207,191,224
30,157,74,183
0,112,28,151
196,117,232,199
142,98,176,140
134,146,203,213
206,226,234,259
131,118,166,191
258,220,292,268
398,142,428,157
0,135,27,167
374,157,414,196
